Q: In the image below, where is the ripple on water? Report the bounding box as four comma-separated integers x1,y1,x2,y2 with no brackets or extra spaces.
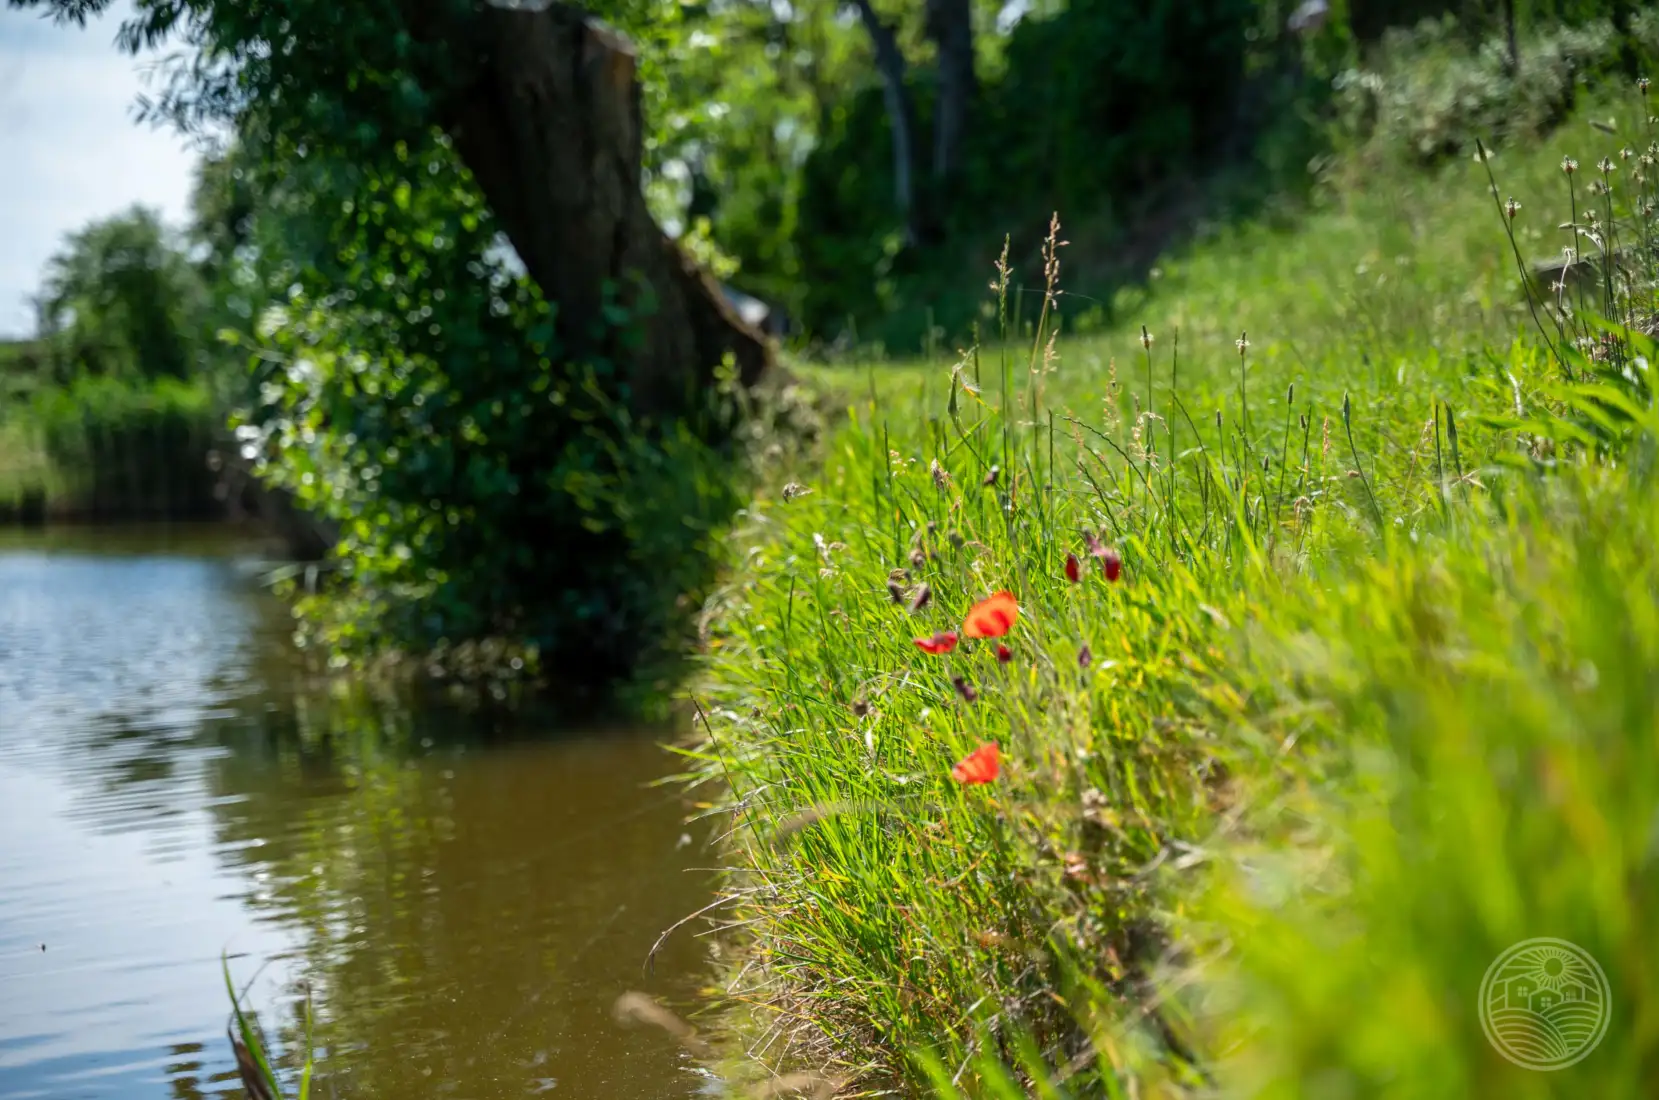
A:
0,544,297,1098
1,534,721,1100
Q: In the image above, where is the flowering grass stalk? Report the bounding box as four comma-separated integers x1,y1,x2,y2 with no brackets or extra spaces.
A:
681,86,1659,1097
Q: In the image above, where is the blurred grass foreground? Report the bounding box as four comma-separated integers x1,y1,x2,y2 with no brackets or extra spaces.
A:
679,79,1659,1099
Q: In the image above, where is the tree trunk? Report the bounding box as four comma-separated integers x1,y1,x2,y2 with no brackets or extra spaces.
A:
802,5,836,138
1501,0,1518,76
849,0,922,249
394,0,771,418
1610,0,1639,78
924,0,974,183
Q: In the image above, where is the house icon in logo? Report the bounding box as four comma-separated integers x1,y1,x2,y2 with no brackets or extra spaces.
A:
1500,975,1537,1010
1493,973,1594,1013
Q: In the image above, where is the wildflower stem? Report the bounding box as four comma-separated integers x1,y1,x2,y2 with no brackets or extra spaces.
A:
1475,137,1569,377
1343,391,1385,528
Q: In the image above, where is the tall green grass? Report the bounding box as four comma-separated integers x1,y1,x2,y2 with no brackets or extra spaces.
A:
1178,457,1659,1099
223,954,316,1100
0,372,220,518
684,82,1659,1097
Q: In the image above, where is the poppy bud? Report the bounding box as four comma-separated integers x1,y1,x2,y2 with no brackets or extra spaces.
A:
909,583,932,612
1065,553,1081,583
910,548,927,569
983,465,1000,487
952,675,978,703
1078,645,1092,669
888,581,906,604
1102,549,1122,583
850,698,871,718
996,644,1013,664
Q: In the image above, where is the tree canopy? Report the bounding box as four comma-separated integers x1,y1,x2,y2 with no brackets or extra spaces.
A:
34,205,206,383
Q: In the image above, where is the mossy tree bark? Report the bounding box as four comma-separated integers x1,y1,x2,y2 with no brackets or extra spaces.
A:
396,0,773,417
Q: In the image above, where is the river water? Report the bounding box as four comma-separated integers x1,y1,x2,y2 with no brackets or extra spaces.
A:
0,526,721,1099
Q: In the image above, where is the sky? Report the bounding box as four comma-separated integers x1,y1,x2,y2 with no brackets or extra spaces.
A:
0,1,198,339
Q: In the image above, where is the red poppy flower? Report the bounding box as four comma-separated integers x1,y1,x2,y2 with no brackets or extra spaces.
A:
962,591,1019,639
1065,553,1081,583
996,643,1013,664
951,741,1001,785
914,631,959,655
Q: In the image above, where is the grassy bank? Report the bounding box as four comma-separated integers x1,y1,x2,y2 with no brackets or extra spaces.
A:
0,371,224,522
684,84,1659,1096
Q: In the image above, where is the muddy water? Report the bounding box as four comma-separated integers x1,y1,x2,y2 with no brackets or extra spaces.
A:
0,526,720,1099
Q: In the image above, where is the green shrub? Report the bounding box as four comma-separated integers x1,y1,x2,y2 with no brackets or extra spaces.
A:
1331,13,1659,165
203,118,805,702
235,294,751,696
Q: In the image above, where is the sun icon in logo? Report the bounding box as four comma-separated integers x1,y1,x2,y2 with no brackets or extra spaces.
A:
1524,944,1596,994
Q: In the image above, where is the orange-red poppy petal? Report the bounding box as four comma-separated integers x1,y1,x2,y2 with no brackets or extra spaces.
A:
914,630,959,655
962,591,1019,639
951,741,1001,784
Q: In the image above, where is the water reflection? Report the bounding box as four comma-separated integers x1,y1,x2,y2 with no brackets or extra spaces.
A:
0,526,719,1099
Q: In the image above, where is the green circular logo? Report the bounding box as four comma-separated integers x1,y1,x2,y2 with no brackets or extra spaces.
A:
1479,937,1610,1070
